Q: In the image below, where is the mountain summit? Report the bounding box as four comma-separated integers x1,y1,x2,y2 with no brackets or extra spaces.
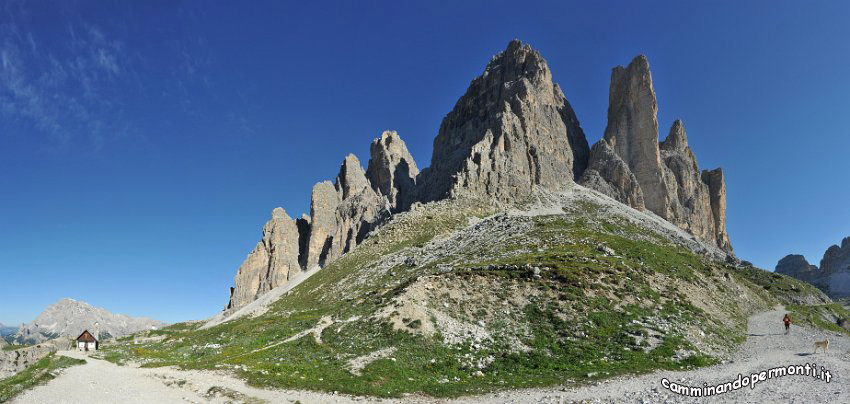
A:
777,237,850,298
579,55,731,252
222,41,733,312
13,298,164,344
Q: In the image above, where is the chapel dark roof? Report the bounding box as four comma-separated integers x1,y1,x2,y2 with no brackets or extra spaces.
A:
76,330,97,343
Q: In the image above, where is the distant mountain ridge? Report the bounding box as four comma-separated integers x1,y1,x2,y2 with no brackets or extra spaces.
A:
0,323,16,343
776,237,850,299
12,298,165,344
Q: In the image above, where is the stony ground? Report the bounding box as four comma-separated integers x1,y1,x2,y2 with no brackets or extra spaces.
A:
13,306,847,403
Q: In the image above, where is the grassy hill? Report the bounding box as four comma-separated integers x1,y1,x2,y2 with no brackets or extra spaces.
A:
95,189,846,398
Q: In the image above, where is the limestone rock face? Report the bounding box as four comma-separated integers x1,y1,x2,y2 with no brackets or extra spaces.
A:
701,168,732,251
418,39,589,204
660,120,716,245
585,55,732,253
579,139,645,210
603,55,672,218
305,181,341,269
819,238,850,297
776,237,850,299
327,154,388,264
228,208,302,310
336,154,371,200
366,131,419,211
776,254,819,281
821,237,850,275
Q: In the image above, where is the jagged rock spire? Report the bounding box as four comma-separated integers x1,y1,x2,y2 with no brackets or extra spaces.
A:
603,55,672,219
584,55,732,253
579,138,645,210
336,154,370,200
419,39,589,203
366,130,419,211
228,207,301,310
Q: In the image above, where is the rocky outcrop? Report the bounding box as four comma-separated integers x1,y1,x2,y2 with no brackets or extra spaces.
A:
0,340,68,378
304,181,341,270
602,55,670,218
417,39,589,204
13,299,163,344
306,155,387,269
227,154,389,312
222,41,740,311
366,131,419,212
821,237,850,276
579,139,645,209
660,120,717,246
776,237,850,299
701,168,732,251
227,208,302,310
582,55,732,253
327,155,388,263
776,254,819,282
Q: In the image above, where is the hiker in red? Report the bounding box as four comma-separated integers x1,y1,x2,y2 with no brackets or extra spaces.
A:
783,313,792,335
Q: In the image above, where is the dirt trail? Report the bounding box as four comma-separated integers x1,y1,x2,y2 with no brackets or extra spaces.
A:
11,350,385,404
444,306,849,403
14,307,849,403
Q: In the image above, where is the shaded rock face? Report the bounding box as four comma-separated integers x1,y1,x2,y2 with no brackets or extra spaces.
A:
305,181,340,269
701,168,732,251
583,56,732,253
327,154,388,264
821,237,850,275
603,56,670,218
776,237,850,299
366,131,419,212
418,39,589,204
228,207,301,310
776,254,819,281
660,120,717,247
13,299,163,345
228,155,389,311
579,139,645,209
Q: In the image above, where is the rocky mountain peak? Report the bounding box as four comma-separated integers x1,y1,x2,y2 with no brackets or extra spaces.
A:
776,254,818,280
582,55,732,253
484,39,552,88
603,54,667,217
420,40,589,203
366,130,419,211
821,237,850,275
13,298,163,344
777,236,850,299
335,154,370,200
271,207,290,220
661,119,690,152
222,42,738,312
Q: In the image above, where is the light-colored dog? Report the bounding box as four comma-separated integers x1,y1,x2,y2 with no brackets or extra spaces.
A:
813,339,829,354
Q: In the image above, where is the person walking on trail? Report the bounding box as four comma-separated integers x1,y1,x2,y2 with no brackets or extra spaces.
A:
783,313,792,335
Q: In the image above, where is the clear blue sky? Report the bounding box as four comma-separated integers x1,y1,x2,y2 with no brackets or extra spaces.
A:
1,1,848,325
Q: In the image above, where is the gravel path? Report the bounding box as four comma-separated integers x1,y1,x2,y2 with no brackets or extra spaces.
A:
445,306,849,403
13,307,849,403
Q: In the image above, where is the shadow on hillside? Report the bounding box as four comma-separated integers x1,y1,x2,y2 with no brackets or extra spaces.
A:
747,333,783,337
796,352,814,357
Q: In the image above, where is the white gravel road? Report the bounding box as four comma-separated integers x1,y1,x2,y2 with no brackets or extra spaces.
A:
13,306,849,403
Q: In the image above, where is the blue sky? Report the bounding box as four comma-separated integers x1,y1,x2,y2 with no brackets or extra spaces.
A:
1,1,848,325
